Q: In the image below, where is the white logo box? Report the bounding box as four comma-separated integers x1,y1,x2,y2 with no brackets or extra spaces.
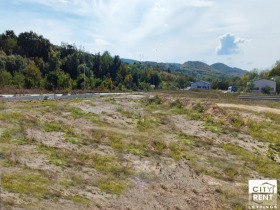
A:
249,180,277,194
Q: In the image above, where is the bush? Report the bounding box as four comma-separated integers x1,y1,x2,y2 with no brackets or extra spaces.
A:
0,70,12,86
12,72,25,88
262,85,272,94
24,62,41,88
170,99,183,108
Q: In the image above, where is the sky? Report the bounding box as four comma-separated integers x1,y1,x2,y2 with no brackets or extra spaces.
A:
0,0,279,70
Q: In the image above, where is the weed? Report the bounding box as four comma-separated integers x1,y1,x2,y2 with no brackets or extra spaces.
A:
16,138,36,145
85,101,96,107
137,115,160,130
68,107,86,118
170,99,183,108
168,142,182,161
247,119,280,142
43,121,62,132
223,144,280,180
152,140,166,152
149,95,162,105
38,145,77,168
98,177,128,194
1,169,58,199
91,154,132,177
0,129,12,143
229,114,244,129
117,106,141,119
110,138,124,151
71,195,91,203
193,103,204,113
0,111,23,123
224,167,239,179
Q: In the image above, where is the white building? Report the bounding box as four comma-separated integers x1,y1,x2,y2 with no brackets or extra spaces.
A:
190,81,211,90
249,78,276,94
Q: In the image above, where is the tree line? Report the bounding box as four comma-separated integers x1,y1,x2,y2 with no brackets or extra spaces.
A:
0,30,166,91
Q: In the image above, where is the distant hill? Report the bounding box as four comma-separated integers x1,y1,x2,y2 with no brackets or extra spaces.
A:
121,58,138,64
178,61,223,79
211,63,247,77
121,58,180,72
121,58,247,79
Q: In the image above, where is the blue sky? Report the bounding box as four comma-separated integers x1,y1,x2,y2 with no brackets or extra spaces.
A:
0,0,279,70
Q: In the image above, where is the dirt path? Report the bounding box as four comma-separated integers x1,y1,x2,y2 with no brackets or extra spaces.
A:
217,103,280,114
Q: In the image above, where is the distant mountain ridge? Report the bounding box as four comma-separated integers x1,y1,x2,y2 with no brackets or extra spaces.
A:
211,63,247,77
121,58,247,79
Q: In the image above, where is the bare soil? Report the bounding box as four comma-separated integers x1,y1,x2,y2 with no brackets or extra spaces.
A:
1,92,280,209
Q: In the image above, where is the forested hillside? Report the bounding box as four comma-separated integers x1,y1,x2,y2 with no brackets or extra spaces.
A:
0,30,178,91
122,59,247,80
211,63,247,77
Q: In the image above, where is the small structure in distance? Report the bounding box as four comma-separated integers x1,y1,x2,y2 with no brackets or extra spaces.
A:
248,78,276,94
227,86,240,93
190,80,211,90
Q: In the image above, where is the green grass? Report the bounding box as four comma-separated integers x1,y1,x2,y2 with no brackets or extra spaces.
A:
152,139,167,152
98,177,128,194
148,95,162,105
137,115,160,130
223,144,280,181
39,143,133,179
38,145,80,168
68,107,86,118
91,154,132,177
0,111,23,123
0,129,12,143
110,138,124,151
216,187,247,210
43,121,63,132
229,113,245,129
0,102,7,110
16,137,36,145
168,142,182,161
1,169,58,199
71,195,91,203
247,119,280,143
116,106,141,119
85,101,96,107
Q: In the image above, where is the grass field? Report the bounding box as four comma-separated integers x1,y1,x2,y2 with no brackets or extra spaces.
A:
0,90,279,209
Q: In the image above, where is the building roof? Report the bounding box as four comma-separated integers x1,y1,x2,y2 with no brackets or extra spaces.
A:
253,78,276,83
191,80,210,85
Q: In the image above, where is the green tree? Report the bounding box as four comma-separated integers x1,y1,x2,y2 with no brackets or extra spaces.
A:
76,73,89,89
268,61,280,77
18,31,51,61
176,76,186,89
246,81,255,92
0,30,18,55
262,86,271,94
24,62,41,88
0,70,12,86
12,72,25,88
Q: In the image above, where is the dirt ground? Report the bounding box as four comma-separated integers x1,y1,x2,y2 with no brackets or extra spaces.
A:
1,92,280,209
217,103,280,114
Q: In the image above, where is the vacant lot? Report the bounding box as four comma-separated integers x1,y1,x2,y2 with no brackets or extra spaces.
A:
0,90,280,209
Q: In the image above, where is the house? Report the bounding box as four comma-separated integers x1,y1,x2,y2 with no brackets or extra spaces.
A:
190,81,211,90
249,78,276,94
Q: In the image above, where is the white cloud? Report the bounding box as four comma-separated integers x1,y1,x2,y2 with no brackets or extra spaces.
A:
94,38,110,46
1,0,280,70
216,33,248,55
